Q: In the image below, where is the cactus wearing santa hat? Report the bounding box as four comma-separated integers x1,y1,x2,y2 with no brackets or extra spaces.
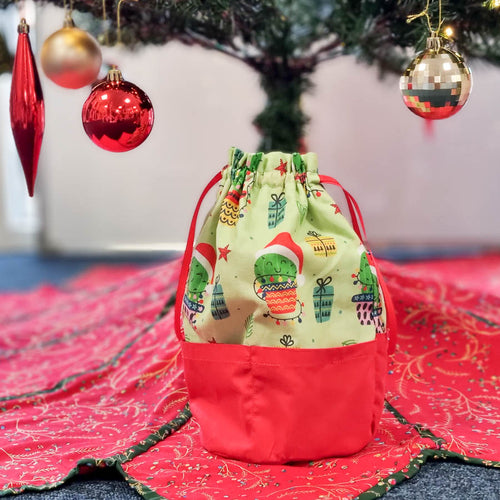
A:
183,242,217,324
351,246,384,332
254,232,304,315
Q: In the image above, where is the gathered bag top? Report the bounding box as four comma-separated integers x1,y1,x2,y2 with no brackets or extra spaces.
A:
180,147,386,349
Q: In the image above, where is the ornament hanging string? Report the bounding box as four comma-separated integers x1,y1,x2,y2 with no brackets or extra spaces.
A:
407,0,444,35
14,0,26,21
62,0,74,15
81,0,154,152
116,0,138,45
62,0,74,25
399,0,472,122
102,0,109,44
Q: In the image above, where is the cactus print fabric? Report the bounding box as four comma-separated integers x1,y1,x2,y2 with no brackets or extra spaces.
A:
182,148,386,348
1,256,500,498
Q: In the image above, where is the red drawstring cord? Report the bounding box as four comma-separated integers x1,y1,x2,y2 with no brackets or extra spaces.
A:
175,170,397,354
174,171,222,341
319,175,397,354
319,175,366,240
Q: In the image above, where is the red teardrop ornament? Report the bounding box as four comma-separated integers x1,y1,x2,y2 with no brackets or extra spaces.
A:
82,67,154,152
10,19,45,197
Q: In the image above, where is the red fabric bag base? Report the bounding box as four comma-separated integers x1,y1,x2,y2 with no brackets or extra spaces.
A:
182,334,387,464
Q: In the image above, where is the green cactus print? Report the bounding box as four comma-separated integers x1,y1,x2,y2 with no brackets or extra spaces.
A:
187,258,209,297
183,148,385,348
292,152,306,173
230,149,262,188
254,254,297,284
229,149,245,184
357,252,380,304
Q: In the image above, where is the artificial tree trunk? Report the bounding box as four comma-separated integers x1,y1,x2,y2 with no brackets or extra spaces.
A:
253,63,313,154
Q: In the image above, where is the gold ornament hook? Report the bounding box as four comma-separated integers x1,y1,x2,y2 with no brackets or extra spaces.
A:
63,12,75,28
62,0,74,18
116,0,138,46
102,0,109,45
62,0,75,27
407,0,444,35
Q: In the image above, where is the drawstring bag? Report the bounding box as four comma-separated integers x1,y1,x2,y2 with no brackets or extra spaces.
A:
175,148,396,464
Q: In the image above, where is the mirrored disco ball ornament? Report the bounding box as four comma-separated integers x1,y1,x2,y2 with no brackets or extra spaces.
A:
82,67,154,152
400,34,472,120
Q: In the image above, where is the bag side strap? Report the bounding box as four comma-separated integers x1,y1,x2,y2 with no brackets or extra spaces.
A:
174,171,223,341
319,175,397,354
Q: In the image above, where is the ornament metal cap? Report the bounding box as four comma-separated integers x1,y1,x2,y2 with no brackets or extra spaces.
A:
18,18,29,34
107,66,123,83
426,32,442,51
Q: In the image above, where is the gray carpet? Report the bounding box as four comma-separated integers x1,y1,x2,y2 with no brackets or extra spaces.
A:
1,254,499,499
11,461,500,499
384,460,500,499
12,468,142,499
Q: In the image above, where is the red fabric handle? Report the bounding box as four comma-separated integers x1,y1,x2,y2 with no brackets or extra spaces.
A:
319,175,366,241
319,175,397,354
174,171,223,341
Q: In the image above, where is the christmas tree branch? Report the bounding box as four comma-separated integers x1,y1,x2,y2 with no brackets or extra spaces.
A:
176,30,256,63
315,47,346,64
309,36,344,59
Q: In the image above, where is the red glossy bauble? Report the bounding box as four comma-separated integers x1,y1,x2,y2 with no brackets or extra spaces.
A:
10,18,45,197
82,68,154,152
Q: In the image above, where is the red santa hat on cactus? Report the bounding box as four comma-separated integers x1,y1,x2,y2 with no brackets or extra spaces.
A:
256,232,305,286
193,243,217,284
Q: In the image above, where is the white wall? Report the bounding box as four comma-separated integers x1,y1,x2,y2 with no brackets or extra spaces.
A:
0,75,39,250
36,6,264,253
15,6,500,252
305,57,500,247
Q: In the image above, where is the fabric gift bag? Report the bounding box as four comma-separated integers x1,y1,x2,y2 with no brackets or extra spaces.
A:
175,148,396,464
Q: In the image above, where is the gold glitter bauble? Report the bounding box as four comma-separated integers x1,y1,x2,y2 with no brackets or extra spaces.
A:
400,34,472,120
41,18,102,89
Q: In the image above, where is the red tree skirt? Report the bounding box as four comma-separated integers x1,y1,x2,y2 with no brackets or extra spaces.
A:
1,256,499,499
